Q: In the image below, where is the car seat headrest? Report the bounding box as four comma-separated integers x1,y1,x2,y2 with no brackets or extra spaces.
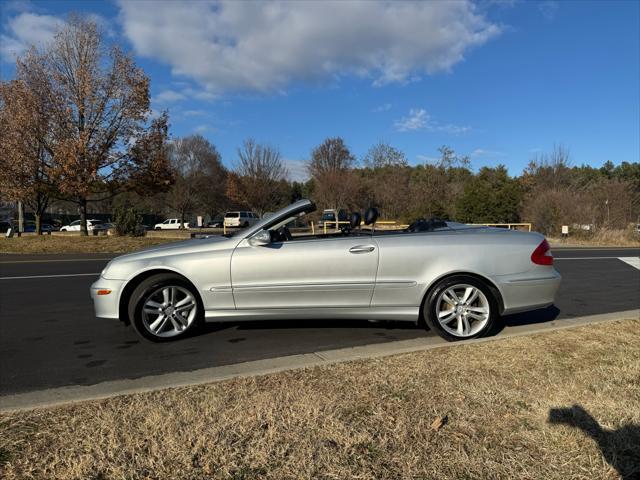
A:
350,212,361,229
364,207,379,226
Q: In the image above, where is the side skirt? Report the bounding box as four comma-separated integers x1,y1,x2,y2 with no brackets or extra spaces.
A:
203,306,419,323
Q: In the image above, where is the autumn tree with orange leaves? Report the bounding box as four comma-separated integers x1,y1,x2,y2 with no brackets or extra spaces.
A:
0,78,55,234
1,17,172,235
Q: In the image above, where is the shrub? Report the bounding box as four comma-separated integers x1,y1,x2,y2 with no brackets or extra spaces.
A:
112,206,144,236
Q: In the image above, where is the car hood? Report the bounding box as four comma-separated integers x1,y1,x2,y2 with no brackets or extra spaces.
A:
120,235,234,259
101,235,237,279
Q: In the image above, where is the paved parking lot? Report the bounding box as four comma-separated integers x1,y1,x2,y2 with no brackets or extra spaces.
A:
0,248,638,396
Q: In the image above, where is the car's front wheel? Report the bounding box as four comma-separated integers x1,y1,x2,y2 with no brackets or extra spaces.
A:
423,275,498,341
128,273,202,342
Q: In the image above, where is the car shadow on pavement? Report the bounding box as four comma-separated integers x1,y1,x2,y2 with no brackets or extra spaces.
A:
197,306,563,339
499,305,561,329
548,405,640,479
227,318,422,331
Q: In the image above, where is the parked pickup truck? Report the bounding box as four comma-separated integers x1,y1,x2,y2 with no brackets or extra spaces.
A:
154,219,189,230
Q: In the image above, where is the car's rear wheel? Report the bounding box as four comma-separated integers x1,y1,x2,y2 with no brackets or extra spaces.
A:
423,275,498,341
128,273,202,342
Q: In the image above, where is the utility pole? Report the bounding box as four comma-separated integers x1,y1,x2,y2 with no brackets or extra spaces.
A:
17,200,24,237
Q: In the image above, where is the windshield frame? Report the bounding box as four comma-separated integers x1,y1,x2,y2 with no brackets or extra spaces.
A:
237,199,316,238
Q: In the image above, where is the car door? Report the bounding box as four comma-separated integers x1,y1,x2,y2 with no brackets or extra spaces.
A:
70,220,80,231
231,235,379,309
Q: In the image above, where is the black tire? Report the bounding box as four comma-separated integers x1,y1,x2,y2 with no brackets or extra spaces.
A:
127,273,203,342
423,275,499,342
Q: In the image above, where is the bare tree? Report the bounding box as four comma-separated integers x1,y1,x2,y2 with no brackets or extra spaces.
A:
19,16,172,235
226,139,288,216
308,137,356,209
164,135,226,226
363,142,408,169
523,144,572,191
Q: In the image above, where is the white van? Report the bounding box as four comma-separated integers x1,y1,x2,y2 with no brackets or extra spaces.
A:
224,211,259,228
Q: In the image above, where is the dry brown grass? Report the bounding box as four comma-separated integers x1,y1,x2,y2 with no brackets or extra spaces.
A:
0,235,180,254
549,228,640,247
1,319,639,480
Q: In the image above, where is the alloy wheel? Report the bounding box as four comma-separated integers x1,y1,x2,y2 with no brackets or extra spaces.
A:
435,283,490,338
141,285,198,338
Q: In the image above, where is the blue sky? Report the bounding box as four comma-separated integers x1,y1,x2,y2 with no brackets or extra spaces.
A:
1,0,638,180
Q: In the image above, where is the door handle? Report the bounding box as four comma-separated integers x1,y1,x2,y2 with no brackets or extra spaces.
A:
349,245,375,254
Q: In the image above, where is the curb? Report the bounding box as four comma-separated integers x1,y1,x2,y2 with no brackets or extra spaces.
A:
1,309,638,413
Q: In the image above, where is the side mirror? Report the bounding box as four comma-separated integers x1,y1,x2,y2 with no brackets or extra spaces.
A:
248,230,271,246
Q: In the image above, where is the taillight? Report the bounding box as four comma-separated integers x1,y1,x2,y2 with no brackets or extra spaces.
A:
531,239,553,265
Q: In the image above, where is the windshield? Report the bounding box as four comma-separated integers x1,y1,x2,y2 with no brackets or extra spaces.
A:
232,199,316,237
321,212,335,220
225,212,240,218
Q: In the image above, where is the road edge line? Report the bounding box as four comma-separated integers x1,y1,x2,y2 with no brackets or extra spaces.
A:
1,309,638,413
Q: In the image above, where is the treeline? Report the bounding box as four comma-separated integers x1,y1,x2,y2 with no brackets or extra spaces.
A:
104,137,639,236
1,17,638,236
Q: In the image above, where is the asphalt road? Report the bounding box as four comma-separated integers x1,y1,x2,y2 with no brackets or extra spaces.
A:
1,248,638,396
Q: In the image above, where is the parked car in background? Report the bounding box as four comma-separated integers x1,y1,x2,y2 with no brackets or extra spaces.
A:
154,219,189,230
207,216,224,228
23,222,55,233
318,209,349,231
60,219,106,232
224,211,259,228
91,199,561,342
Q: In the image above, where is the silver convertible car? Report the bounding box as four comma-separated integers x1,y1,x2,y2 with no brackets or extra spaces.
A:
91,199,561,342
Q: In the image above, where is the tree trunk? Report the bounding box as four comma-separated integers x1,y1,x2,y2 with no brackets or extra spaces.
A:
79,198,88,236
34,213,41,236
33,193,49,236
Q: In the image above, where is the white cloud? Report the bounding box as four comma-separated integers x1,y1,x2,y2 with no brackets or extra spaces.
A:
182,109,207,117
154,89,187,103
395,108,470,134
87,13,116,38
416,154,440,163
372,103,392,113
434,123,471,135
283,159,310,182
395,108,428,131
154,86,216,106
470,148,504,158
118,0,501,94
538,1,559,21
0,12,63,62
